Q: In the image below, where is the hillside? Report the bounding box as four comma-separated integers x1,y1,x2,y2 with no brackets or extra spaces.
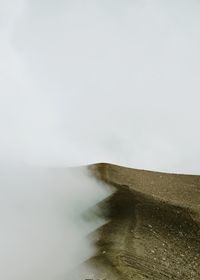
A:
86,163,200,280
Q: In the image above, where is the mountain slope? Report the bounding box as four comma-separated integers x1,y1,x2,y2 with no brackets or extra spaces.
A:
87,163,200,280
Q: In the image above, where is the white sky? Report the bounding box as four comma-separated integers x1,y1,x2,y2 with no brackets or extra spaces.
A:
1,0,200,173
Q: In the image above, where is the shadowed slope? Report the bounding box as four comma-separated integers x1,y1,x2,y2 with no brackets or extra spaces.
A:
87,163,200,280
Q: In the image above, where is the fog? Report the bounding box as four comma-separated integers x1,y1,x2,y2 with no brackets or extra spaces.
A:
0,162,110,279
1,0,200,172
0,0,200,279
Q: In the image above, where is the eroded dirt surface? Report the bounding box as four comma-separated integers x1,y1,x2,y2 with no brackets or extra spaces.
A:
83,163,200,280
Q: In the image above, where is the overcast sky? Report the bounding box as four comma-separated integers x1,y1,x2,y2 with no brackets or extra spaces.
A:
1,0,200,173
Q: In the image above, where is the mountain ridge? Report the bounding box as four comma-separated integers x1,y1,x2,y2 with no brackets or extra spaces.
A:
84,163,200,280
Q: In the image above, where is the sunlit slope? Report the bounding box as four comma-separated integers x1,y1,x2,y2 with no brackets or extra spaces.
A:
88,163,200,280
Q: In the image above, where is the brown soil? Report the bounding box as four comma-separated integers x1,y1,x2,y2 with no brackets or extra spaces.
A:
86,163,200,280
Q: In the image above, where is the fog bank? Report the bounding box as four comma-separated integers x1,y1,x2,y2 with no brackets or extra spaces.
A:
0,163,110,279
0,0,200,279
1,0,199,173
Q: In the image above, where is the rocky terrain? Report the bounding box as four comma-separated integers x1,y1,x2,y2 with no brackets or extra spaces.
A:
85,163,200,280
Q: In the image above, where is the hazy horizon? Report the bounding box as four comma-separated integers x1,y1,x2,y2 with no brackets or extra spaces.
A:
0,0,200,173
1,1,200,279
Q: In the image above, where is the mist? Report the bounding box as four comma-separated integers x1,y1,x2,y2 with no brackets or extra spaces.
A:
0,0,198,173
0,0,200,279
0,162,110,279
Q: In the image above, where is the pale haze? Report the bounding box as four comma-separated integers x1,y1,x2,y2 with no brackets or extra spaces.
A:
0,0,199,173
0,1,200,279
